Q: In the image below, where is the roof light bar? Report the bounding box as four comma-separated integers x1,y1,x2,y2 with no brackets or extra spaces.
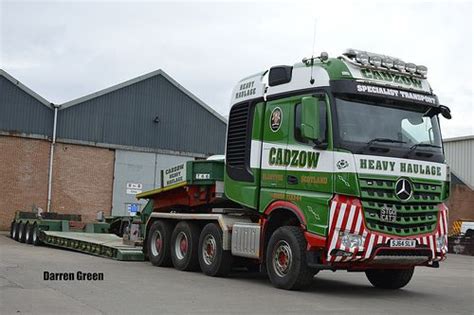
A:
342,48,428,77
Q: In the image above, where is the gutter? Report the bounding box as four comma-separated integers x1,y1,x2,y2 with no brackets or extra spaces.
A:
47,103,60,212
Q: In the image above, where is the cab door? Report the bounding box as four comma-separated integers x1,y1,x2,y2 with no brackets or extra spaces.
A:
259,97,292,209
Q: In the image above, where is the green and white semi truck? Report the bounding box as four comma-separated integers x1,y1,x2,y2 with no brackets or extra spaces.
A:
12,48,451,290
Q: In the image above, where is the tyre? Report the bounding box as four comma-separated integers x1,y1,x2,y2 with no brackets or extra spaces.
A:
10,221,15,239
198,223,233,277
171,221,200,271
266,226,314,290
365,267,415,289
18,222,27,243
31,224,42,246
147,220,173,267
25,223,33,244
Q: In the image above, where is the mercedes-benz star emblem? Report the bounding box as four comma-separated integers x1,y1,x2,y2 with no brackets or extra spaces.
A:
395,178,413,201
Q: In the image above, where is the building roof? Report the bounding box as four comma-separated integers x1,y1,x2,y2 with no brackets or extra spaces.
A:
0,69,53,109
60,69,226,123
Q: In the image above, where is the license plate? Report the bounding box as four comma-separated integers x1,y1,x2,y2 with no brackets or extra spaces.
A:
390,239,416,248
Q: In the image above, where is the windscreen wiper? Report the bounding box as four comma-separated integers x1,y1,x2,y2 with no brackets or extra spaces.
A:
359,138,406,153
405,143,441,158
367,138,407,145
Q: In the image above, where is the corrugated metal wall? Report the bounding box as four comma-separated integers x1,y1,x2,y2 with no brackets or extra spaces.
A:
112,150,192,216
444,137,474,189
57,75,226,155
0,76,53,137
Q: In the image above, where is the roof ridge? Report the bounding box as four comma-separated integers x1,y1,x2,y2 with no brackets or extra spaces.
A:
60,69,227,123
0,69,53,109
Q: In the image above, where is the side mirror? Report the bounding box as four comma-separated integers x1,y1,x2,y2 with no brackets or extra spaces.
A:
440,105,452,120
301,96,320,140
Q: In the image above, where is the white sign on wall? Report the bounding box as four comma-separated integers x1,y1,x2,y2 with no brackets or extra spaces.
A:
126,182,143,195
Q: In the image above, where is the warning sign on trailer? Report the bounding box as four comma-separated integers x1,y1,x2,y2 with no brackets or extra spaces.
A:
162,163,187,187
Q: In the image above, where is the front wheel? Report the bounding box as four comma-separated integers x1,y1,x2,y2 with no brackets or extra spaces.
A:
365,267,415,289
266,226,314,290
18,222,27,243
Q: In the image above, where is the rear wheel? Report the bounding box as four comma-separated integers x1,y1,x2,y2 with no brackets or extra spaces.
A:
18,222,27,243
171,221,200,271
365,267,415,289
266,226,314,290
31,224,42,246
148,220,174,267
10,221,15,239
198,223,233,277
25,223,33,244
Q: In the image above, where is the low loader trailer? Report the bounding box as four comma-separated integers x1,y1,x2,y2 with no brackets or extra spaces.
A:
10,210,144,261
138,49,452,290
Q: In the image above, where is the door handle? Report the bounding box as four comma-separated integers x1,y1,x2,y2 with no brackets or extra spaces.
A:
287,175,298,185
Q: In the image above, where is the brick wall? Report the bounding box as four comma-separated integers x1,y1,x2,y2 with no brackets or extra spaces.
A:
446,184,474,233
0,135,115,230
0,136,50,230
51,143,114,223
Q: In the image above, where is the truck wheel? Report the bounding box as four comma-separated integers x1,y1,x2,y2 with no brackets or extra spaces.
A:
148,220,173,267
365,267,415,289
266,226,314,290
31,224,42,246
18,222,27,243
198,223,233,277
25,223,33,244
171,221,200,271
12,222,19,240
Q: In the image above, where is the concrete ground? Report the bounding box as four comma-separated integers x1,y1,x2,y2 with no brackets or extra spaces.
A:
0,232,473,315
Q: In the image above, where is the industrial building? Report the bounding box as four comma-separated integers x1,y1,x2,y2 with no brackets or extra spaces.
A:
0,69,226,230
444,136,474,231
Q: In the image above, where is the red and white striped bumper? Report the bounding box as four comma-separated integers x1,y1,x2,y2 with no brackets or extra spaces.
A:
326,195,448,264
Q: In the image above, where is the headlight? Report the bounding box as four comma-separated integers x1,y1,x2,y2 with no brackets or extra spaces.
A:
340,232,365,249
394,60,405,72
382,58,394,69
416,65,428,76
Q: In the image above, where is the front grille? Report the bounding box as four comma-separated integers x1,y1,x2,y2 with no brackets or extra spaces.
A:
359,175,442,236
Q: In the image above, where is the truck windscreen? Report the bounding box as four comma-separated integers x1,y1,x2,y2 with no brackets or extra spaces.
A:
334,98,443,160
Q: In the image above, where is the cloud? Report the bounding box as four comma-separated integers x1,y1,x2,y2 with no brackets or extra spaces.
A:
1,0,472,137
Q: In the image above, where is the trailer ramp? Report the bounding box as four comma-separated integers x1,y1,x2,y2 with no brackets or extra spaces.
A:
40,231,144,261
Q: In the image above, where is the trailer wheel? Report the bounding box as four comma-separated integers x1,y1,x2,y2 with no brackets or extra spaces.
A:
171,221,200,271
25,223,33,244
31,223,42,246
148,220,173,267
198,223,232,277
18,222,27,243
12,222,19,241
10,221,15,239
365,267,414,289
266,226,314,290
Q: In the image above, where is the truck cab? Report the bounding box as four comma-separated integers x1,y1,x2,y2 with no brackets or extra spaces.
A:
224,49,451,289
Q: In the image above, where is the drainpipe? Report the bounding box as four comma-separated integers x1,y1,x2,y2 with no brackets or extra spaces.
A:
47,103,60,212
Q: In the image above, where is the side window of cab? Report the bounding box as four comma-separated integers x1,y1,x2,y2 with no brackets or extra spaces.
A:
294,99,327,144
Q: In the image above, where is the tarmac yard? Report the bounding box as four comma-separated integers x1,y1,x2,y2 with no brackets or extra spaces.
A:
0,233,473,315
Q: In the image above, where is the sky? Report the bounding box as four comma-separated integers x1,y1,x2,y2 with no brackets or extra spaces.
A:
0,0,472,138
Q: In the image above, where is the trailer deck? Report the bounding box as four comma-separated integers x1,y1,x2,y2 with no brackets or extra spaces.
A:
40,231,144,261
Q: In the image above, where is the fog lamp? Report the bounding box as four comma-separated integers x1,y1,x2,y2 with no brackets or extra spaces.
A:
416,65,428,76
356,53,369,65
394,60,405,72
340,232,365,249
405,63,417,73
382,58,394,69
369,56,382,67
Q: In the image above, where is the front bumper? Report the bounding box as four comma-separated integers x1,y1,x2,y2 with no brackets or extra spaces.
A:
325,195,448,266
